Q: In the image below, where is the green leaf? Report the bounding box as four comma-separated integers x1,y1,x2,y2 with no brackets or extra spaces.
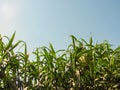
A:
5,31,16,51
89,36,93,45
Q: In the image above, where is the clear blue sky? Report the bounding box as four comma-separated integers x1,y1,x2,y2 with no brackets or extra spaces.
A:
0,0,120,53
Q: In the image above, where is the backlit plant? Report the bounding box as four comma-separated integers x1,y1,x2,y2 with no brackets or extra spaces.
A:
0,33,120,90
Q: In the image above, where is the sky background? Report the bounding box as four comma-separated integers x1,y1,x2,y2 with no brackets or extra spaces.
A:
0,0,120,53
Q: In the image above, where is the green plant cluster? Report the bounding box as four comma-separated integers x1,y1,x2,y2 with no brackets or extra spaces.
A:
0,32,120,90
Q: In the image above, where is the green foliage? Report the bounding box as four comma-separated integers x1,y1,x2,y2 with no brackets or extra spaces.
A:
0,33,120,90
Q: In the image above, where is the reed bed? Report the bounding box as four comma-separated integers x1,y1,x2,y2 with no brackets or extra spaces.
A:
0,33,120,90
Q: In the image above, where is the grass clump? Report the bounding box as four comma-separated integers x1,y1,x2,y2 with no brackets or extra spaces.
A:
0,33,120,90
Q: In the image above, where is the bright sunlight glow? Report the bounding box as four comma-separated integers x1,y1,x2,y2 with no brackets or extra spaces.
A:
0,2,15,20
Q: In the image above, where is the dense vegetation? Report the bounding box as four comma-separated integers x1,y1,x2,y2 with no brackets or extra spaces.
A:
0,32,120,90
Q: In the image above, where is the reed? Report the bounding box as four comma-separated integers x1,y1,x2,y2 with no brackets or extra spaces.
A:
0,32,120,90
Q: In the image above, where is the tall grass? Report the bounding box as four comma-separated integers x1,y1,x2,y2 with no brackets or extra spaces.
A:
0,33,120,90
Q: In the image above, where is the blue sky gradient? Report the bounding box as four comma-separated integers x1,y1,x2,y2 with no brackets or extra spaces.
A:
0,0,120,52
